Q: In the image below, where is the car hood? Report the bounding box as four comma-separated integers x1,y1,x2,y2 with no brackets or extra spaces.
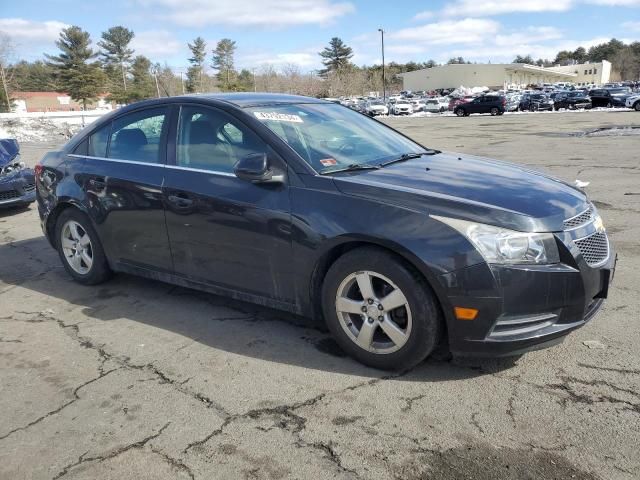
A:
0,139,20,167
332,152,588,232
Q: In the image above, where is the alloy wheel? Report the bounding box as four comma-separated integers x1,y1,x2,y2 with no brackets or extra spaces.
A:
335,270,412,354
60,220,93,275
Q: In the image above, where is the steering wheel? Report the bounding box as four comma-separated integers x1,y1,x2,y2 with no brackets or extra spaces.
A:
338,143,357,155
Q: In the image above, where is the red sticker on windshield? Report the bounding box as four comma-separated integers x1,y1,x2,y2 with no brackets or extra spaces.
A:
320,158,337,166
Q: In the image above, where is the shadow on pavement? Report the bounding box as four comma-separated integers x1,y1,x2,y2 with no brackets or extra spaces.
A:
0,236,520,381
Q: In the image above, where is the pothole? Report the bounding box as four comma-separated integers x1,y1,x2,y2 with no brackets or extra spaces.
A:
580,126,640,137
420,444,600,480
538,125,640,137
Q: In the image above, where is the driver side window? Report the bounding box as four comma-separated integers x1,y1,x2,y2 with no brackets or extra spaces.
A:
176,106,266,173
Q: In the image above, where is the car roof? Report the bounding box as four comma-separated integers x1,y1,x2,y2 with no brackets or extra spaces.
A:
111,93,329,117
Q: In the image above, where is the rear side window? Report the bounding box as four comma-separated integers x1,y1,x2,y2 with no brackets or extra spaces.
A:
88,124,110,157
108,108,168,163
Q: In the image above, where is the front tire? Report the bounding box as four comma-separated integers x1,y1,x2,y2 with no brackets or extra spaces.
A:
490,107,499,116
634,102,640,112
321,247,442,370
55,208,111,285
455,108,465,117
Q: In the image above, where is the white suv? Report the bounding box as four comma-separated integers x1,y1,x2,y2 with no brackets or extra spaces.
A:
625,94,640,111
392,100,413,115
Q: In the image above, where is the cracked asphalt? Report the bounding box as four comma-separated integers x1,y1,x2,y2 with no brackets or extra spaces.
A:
1,110,639,480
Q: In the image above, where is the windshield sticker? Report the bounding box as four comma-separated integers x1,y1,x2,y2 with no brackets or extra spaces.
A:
319,158,337,167
253,112,303,123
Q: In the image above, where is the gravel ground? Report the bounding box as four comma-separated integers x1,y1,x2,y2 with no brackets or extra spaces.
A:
1,110,639,480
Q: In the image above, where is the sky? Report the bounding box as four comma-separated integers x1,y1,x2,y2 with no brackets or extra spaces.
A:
1,0,639,73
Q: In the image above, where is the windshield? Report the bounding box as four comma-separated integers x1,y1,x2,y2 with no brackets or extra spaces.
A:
249,103,425,173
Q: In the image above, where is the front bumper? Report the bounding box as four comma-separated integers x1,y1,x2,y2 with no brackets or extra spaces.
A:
625,97,639,108
437,237,616,357
0,169,36,208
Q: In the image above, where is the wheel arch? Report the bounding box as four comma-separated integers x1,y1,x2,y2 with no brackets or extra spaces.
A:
45,200,89,248
308,236,449,338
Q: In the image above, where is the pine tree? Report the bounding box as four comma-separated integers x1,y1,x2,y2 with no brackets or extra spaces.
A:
10,61,58,91
98,26,135,103
211,38,237,91
512,55,534,64
45,26,106,109
237,69,254,92
319,37,353,76
129,55,155,101
186,37,207,93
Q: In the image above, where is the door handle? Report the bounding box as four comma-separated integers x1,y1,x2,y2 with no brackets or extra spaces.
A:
167,194,194,206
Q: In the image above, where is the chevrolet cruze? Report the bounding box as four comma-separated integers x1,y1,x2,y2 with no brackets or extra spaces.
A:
36,94,616,370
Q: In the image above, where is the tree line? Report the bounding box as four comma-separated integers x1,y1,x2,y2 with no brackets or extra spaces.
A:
512,39,640,79
1,26,639,112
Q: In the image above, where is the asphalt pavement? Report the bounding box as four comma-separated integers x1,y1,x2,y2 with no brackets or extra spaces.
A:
1,110,638,480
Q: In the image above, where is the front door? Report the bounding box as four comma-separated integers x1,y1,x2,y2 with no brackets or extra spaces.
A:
162,104,294,302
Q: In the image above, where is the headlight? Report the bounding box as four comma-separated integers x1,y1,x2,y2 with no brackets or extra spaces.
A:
432,216,560,264
0,160,25,177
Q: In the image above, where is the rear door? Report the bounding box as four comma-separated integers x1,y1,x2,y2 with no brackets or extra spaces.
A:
72,107,172,271
467,97,482,113
162,104,294,302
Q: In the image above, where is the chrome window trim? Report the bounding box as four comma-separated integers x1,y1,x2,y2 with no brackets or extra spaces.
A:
67,154,165,168
67,154,237,178
165,164,236,177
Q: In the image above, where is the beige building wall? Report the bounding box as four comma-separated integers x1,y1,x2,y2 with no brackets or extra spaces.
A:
400,64,510,91
399,61,613,91
547,61,612,85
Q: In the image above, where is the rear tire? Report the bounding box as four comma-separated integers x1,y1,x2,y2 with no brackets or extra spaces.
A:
321,247,442,370
490,107,499,116
55,208,111,285
455,108,465,117
635,102,640,112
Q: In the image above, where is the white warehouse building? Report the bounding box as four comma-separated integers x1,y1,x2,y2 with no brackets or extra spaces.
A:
398,61,613,91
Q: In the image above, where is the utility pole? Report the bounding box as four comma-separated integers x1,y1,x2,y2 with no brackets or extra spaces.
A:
252,67,257,92
378,28,386,101
180,71,185,94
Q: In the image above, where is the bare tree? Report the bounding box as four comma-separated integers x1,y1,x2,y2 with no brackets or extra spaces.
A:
0,33,16,112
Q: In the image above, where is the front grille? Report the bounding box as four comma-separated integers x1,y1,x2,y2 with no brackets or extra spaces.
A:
564,205,594,229
0,190,20,201
575,231,609,266
23,183,35,193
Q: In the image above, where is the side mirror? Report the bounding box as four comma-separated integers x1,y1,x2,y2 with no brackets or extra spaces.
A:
234,153,284,184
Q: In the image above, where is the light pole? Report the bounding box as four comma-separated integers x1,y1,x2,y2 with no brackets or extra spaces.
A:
378,28,386,101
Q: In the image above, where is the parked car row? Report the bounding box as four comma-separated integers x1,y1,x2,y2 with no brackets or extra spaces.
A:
332,84,640,118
